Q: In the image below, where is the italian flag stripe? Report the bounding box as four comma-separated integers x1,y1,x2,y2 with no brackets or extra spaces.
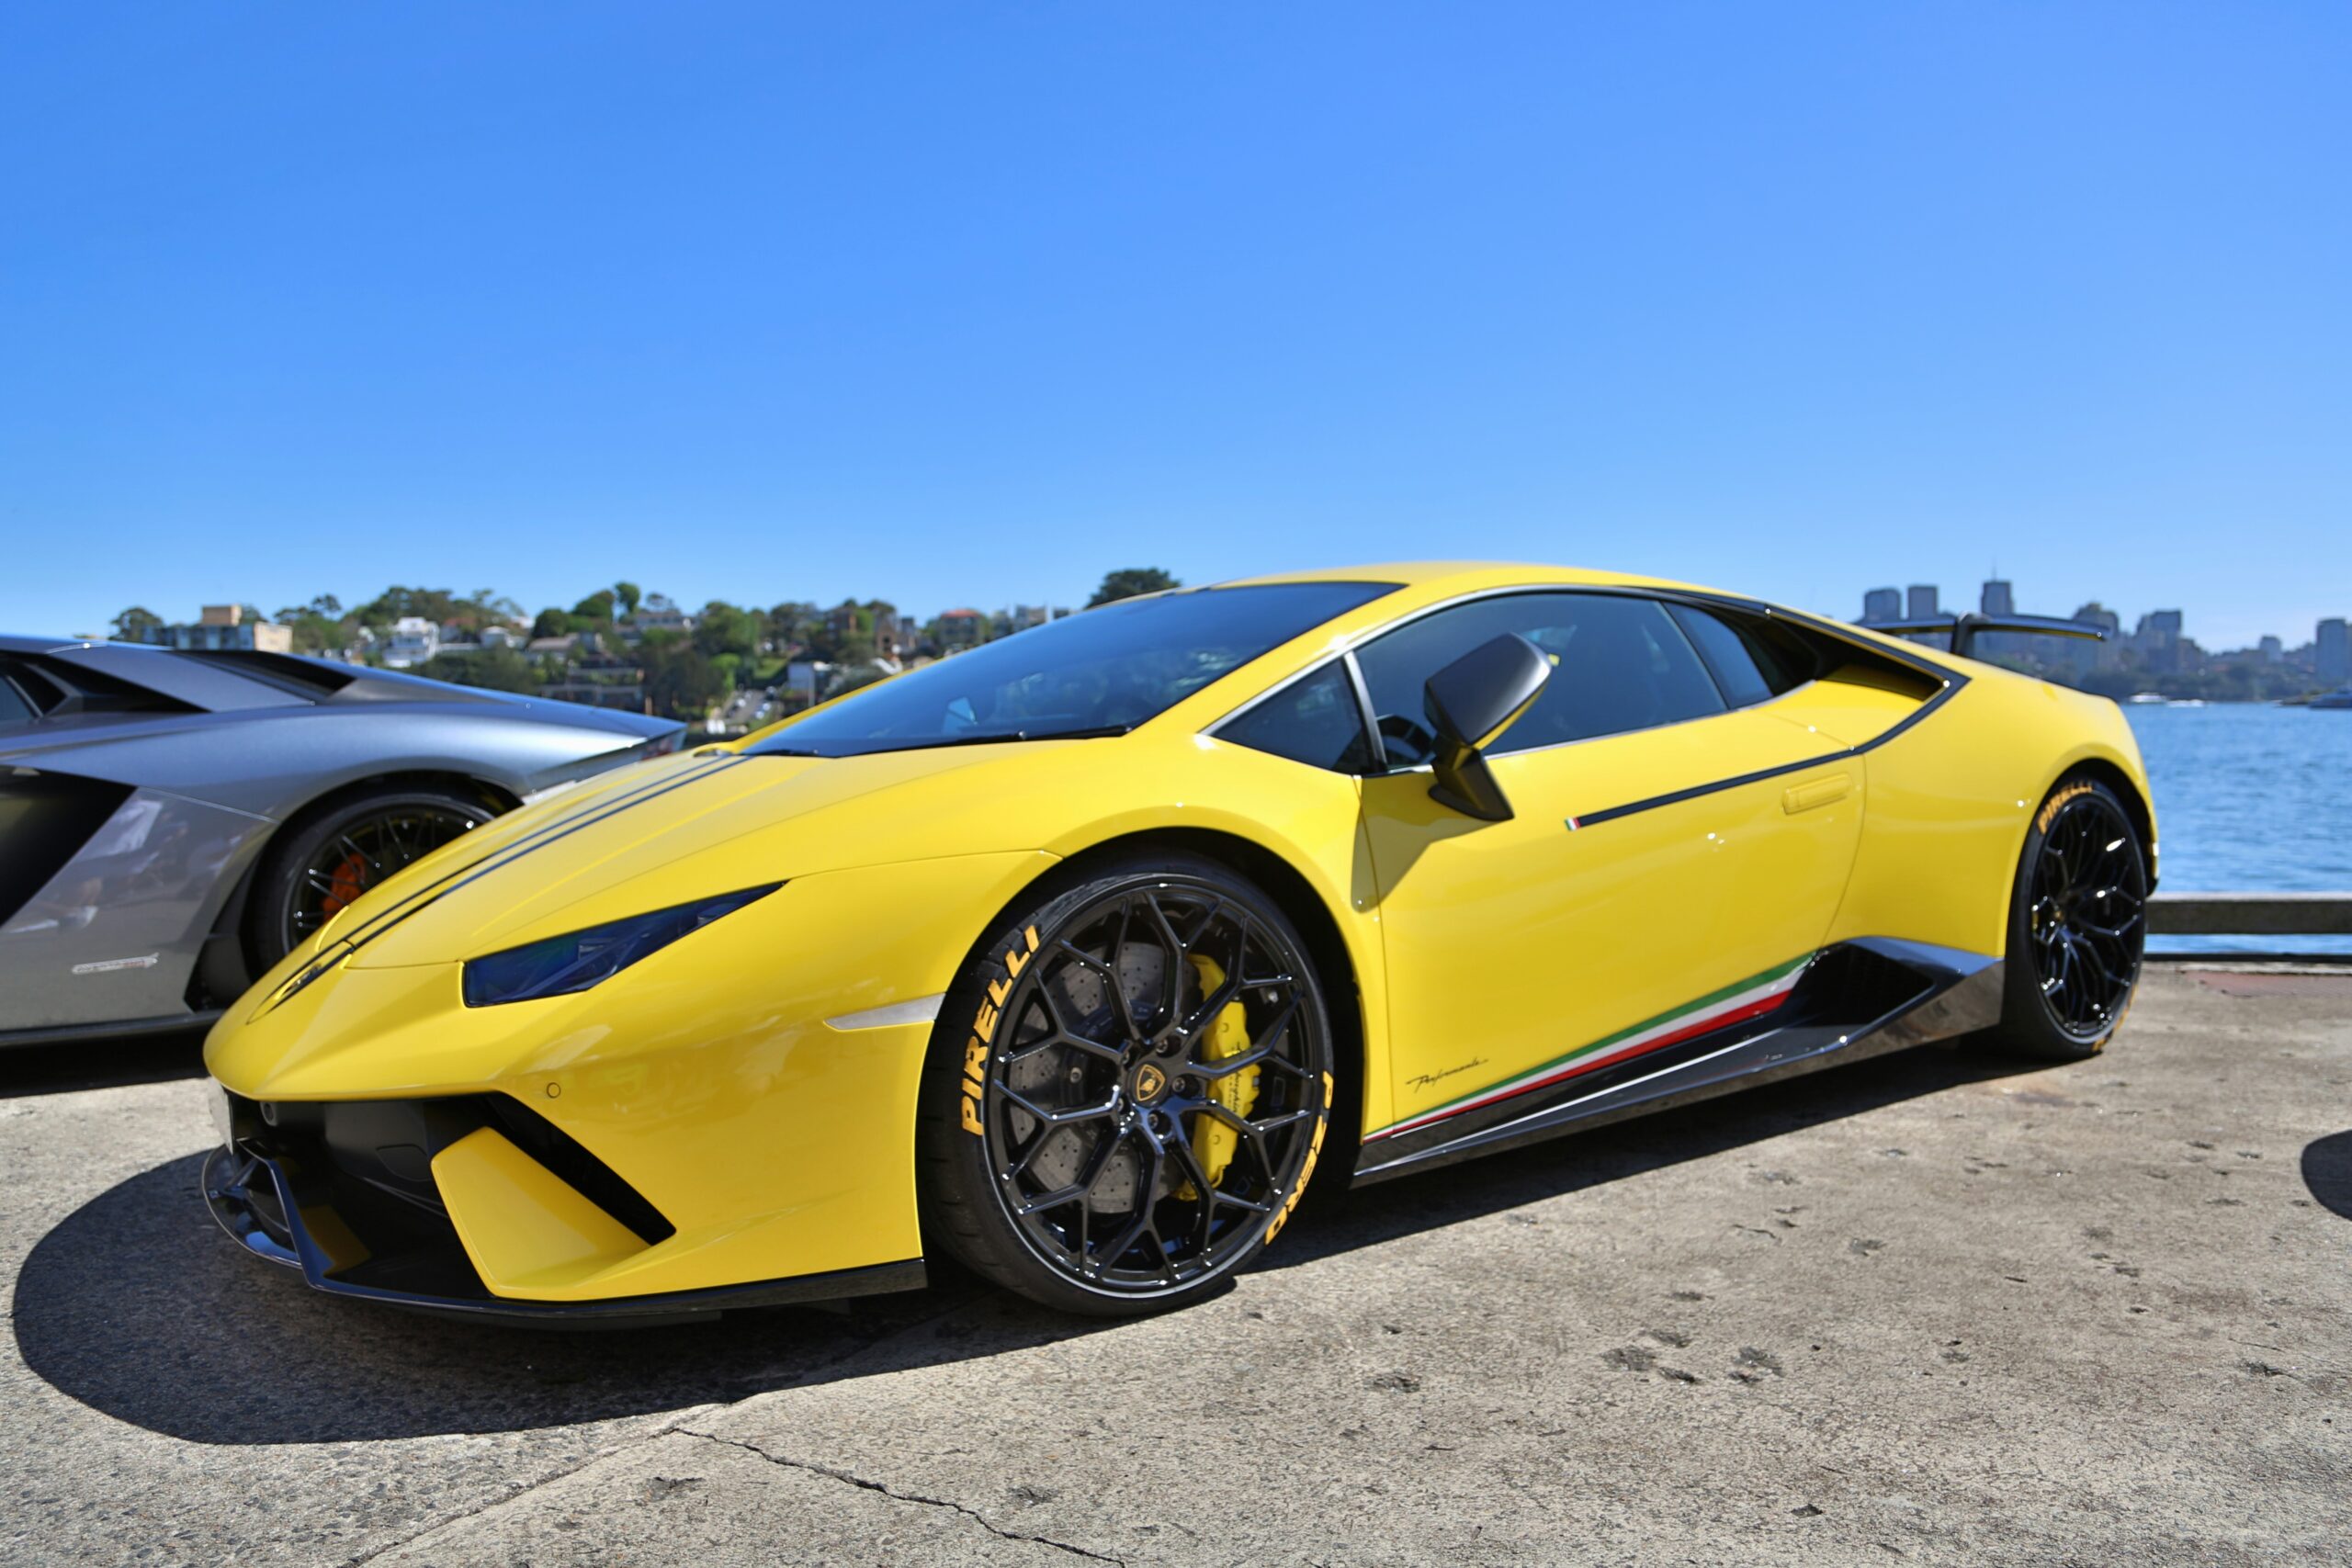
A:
1367,953,1817,1142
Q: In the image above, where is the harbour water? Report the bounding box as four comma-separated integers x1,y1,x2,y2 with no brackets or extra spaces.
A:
2120,703,2352,955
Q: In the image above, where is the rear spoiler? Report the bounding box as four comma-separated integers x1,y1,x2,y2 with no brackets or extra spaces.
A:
1856,613,2108,660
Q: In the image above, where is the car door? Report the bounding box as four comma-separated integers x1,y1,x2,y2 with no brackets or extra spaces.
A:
1352,591,1865,1150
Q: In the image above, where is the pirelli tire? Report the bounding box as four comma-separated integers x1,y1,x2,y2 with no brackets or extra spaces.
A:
1983,775,2150,1063
916,850,1336,1316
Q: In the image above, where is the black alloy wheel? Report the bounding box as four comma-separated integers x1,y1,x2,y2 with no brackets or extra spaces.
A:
1991,777,2148,1060
248,785,499,967
920,852,1333,1314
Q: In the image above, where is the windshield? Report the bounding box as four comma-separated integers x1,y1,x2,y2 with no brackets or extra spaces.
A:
746,581,1394,759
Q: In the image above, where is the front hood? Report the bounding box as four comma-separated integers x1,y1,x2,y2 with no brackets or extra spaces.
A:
315,740,1076,971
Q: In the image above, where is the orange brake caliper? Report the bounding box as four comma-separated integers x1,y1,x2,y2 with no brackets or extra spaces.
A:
320,852,369,919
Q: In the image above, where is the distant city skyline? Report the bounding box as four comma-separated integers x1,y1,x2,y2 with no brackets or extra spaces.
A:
1859,575,2341,661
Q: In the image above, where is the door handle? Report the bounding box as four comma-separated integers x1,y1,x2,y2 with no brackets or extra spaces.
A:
1782,773,1853,814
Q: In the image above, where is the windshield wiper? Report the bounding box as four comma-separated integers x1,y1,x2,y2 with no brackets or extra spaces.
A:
751,724,1132,759
878,724,1135,752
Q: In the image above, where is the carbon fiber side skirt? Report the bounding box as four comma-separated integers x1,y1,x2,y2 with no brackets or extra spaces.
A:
1351,938,2003,1185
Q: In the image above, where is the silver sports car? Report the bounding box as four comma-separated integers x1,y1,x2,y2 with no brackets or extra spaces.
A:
0,635,684,1047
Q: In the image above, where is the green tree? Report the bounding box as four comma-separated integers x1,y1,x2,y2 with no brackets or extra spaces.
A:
615,581,644,617
354,586,459,626
694,601,760,662
273,605,349,654
112,606,164,642
531,607,570,639
1087,568,1181,607
419,647,542,695
766,601,819,649
571,588,618,625
639,640,728,719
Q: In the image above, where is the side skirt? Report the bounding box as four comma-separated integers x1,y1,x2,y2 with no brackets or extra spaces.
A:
0,1010,221,1050
1351,938,2003,1186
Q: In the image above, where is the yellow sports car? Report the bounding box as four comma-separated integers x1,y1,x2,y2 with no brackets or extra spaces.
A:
202,563,2154,1319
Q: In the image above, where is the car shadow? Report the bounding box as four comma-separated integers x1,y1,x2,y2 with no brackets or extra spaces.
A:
2301,1131,2352,1221
13,1043,2030,1447
0,1028,208,1099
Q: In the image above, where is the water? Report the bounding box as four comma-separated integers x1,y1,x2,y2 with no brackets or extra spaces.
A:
2120,703,2352,955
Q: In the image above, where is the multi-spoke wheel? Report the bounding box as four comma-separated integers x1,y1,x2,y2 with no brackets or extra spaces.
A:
246,785,498,968
1988,777,2148,1060
920,852,1334,1314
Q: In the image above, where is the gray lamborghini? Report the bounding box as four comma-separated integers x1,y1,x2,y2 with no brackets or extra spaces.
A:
0,636,684,1047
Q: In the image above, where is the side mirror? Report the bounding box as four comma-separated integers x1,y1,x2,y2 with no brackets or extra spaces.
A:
1422,633,1552,822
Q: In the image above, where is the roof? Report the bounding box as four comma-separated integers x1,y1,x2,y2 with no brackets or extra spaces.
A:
1216,560,1689,593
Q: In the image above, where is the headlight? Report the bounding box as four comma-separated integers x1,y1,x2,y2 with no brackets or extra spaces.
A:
460,885,780,1008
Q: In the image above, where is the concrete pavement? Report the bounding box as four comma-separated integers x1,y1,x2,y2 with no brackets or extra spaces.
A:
5,967,2347,1566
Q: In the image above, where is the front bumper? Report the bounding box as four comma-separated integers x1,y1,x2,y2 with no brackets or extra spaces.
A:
200,1099,925,1325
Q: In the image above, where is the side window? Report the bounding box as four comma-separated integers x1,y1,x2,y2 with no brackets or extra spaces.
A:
1666,604,1814,708
0,663,40,729
1217,662,1377,773
1354,593,1726,766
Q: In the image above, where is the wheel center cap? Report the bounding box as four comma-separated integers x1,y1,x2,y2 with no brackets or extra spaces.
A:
1131,1062,1170,1104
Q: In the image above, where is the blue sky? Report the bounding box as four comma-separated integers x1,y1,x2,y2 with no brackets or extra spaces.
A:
3,4,2345,650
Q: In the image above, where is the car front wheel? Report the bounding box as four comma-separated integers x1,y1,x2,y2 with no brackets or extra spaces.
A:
246,784,498,968
918,852,1335,1315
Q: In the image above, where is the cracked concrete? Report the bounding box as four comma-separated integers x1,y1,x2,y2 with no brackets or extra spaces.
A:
4,967,2349,1566
673,1429,1125,1565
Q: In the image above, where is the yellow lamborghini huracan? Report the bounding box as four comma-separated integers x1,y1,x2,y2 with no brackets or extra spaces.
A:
202,563,2154,1319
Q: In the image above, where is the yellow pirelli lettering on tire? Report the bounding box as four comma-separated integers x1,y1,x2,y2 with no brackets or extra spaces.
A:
961,925,1044,1136
2037,780,2093,834
1263,1071,1334,1244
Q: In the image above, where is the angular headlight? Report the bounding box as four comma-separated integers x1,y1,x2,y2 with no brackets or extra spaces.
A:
460,885,780,1008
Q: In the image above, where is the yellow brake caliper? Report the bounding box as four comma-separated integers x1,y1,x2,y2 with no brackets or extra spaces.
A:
1180,953,1259,1197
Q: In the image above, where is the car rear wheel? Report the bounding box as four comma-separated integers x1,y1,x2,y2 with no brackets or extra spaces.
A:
246,784,499,968
1984,777,2148,1061
918,852,1335,1316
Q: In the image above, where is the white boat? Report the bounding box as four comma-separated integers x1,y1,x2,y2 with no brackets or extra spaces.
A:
2125,693,2165,705
2312,689,2352,710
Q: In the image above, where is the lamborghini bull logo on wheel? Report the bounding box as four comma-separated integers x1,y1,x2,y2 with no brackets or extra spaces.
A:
197,563,2153,1324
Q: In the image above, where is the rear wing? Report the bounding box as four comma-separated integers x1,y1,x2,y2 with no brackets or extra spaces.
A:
1856,613,2108,660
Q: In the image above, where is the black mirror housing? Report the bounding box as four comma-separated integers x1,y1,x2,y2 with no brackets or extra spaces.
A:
1422,633,1552,821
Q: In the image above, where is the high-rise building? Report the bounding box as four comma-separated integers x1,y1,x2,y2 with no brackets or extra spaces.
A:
2320,618,2352,684
1862,587,1901,622
1980,580,2015,617
1906,584,1940,620
2133,610,2190,677
2258,636,2283,665
2068,602,2121,676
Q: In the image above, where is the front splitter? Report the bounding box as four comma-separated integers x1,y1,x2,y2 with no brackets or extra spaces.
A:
200,1144,926,1327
